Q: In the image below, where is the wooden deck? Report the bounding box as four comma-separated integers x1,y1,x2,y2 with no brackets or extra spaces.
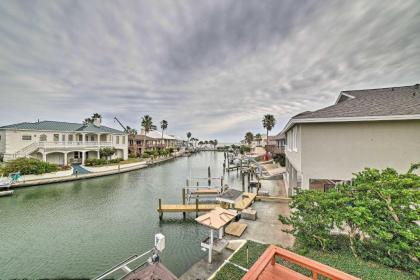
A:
157,192,257,219
255,195,291,202
242,245,360,280
158,203,218,213
225,222,247,237
189,188,221,195
234,192,257,210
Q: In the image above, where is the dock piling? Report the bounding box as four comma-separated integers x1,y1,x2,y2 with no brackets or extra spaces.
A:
207,166,211,186
158,198,163,220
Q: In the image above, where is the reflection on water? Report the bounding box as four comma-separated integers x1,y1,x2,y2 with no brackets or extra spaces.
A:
0,152,242,278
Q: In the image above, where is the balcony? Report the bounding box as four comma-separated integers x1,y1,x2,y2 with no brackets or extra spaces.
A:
38,141,113,151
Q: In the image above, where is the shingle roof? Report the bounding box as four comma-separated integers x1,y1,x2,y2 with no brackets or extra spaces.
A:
0,120,124,134
294,84,420,120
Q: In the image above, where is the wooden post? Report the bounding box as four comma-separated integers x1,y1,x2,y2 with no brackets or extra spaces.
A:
196,198,199,217
242,173,245,192
223,162,226,175
158,199,163,220
182,187,186,219
208,166,211,186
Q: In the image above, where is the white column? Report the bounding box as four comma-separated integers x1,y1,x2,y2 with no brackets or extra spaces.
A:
82,151,86,165
97,150,100,159
209,229,213,263
218,227,224,239
97,134,101,146
64,153,68,166
42,153,47,162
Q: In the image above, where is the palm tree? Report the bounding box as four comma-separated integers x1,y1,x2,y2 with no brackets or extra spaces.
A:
213,139,218,149
160,120,168,148
141,115,153,155
245,132,254,146
83,113,102,125
126,126,137,135
255,133,262,146
186,132,192,149
262,114,276,149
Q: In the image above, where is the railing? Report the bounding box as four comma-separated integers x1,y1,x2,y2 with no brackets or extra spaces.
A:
242,245,360,280
39,141,113,149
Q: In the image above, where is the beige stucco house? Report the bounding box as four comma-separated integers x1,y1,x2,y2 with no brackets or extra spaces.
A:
282,84,420,194
0,117,128,165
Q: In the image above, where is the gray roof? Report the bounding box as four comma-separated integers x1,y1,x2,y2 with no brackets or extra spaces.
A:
0,120,125,134
293,84,420,120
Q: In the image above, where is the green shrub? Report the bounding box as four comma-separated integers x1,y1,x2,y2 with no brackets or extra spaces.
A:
280,166,420,276
84,158,107,166
99,147,116,158
1,157,59,175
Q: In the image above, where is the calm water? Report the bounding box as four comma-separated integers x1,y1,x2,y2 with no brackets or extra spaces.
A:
0,152,243,279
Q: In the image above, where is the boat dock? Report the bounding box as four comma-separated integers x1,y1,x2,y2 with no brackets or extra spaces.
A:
157,192,257,220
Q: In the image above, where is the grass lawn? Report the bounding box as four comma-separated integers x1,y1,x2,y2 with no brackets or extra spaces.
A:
212,240,416,280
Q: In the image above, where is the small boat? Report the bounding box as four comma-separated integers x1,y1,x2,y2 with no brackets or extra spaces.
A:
0,172,22,197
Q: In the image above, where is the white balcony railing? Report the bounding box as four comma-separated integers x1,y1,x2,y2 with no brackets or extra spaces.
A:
39,141,113,150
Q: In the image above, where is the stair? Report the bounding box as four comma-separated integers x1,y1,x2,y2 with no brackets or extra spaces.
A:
72,164,90,175
14,142,40,159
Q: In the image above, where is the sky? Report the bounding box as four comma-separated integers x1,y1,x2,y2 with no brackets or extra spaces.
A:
0,1,419,142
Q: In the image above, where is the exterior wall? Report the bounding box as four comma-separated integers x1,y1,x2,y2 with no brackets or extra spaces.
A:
0,130,5,155
46,152,65,165
284,124,302,190
298,120,420,189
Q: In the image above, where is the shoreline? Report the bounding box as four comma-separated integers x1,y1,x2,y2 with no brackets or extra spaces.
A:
10,154,183,189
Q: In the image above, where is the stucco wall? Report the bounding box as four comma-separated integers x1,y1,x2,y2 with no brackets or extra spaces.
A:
284,124,302,170
0,130,5,154
299,120,420,189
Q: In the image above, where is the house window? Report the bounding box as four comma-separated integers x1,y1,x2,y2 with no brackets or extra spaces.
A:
53,134,59,141
68,135,73,142
90,135,94,141
62,135,66,141
122,136,125,144
22,135,32,141
116,136,120,144
40,134,47,141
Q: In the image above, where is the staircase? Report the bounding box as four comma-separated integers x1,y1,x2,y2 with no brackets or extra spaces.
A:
13,142,40,159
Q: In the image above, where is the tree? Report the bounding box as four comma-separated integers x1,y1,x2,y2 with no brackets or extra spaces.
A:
245,132,254,146
126,126,137,135
141,115,153,155
262,114,276,149
83,113,102,125
186,132,192,149
255,133,262,146
160,120,168,147
213,139,218,149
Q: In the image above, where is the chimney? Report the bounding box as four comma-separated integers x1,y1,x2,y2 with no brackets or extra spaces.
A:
93,117,102,127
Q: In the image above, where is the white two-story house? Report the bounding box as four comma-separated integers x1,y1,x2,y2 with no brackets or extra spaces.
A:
282,84,420,194
0,117,128,165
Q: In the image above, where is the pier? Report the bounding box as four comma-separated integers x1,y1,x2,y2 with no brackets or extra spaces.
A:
157,192,257,219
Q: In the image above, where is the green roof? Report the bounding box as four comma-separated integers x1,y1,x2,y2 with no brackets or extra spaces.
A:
0,121,125,134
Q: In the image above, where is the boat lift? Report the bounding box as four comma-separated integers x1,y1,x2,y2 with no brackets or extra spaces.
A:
94,233,166,280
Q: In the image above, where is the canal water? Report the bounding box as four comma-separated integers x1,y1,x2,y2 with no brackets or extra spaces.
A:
0,152,244,279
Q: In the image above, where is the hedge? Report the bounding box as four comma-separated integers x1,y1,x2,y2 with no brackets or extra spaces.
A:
0,157,59,175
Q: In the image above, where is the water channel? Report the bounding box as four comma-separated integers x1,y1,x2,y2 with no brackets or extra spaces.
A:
0,151,244,279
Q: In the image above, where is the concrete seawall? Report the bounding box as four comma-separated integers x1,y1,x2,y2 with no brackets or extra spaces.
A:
10,154,182,189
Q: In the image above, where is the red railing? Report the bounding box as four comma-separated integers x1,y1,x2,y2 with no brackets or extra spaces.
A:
242,245,360,280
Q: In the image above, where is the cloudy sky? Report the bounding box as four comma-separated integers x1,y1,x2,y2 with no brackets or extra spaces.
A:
0,1,419,141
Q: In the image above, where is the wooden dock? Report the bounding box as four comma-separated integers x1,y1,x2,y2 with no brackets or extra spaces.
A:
234,192,257,210
189,188,221,195
157,192,257,219
255,195,291,202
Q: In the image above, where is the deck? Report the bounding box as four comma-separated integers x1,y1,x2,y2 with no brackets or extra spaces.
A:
157,192,257,219
158,203,218,213
234,192,257,210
